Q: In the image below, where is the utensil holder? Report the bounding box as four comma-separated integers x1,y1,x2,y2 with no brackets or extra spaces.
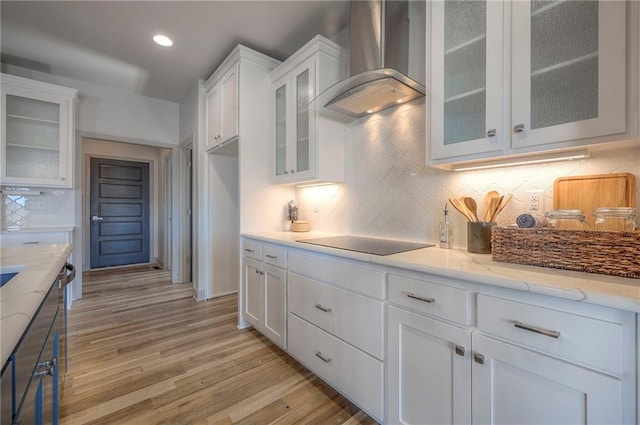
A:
467,222,495,254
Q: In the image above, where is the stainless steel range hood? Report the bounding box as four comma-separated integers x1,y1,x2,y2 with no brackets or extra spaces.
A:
312,0,426,121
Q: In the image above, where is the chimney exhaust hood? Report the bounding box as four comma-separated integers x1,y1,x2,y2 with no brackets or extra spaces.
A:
312,0,426,121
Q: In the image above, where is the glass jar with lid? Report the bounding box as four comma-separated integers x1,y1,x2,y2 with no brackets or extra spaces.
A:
592,207,638,232
545,209,589,230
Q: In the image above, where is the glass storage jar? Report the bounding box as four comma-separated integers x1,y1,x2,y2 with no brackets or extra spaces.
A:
592,207,638,232
545,209,589,230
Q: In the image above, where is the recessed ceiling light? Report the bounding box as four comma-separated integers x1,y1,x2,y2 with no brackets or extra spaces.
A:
153,34,173,47
366,109,374,114
396,99,404,103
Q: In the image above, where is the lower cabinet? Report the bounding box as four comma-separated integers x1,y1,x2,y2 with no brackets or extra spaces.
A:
387,306,471,425
241,241,287,349
472,333,623,425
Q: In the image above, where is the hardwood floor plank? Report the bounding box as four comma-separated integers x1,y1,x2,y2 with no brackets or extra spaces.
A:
60,267,377,424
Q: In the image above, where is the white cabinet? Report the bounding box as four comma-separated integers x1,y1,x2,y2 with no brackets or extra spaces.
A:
387,272,636,425
287,250,385,422
472,333,623,425
241,240,287,349
270,35,347,184
205,64,238,150
428,0,630,166
387,305,471,425
0,230,72,247
1,74,77,188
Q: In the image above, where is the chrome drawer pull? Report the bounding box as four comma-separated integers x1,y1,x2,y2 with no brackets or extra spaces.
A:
514,321,560,339
244,248,255,253
474,353,485,365
315,351,332,363
315,304,332,313
265,254,278,259
454,345,465,357
406,292,435,304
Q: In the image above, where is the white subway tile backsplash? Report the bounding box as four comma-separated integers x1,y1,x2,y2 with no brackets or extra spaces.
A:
296,103,640,248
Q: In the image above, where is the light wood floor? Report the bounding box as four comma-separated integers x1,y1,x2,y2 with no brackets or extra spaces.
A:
60,266,377,425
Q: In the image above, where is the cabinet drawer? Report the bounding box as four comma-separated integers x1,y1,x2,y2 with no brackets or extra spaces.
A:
262,244,286,269
241,239,262,260
477,294,625,375
288,314,383,422
288,251,385,300
1,231,71,247
288,272,384,359
388,274,470,325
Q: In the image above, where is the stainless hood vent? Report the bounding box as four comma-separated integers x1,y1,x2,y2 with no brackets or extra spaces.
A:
312,0,425,121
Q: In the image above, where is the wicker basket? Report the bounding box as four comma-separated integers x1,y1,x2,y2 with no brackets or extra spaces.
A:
491,227,640,279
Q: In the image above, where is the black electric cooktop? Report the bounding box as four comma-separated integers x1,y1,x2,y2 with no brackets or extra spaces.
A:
296,235,434,256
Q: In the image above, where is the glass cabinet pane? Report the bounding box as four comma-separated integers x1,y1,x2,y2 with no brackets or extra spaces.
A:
530,0,598,129
295,69,310,173
5,94,60,180
443,0,487,145
275,84,287,176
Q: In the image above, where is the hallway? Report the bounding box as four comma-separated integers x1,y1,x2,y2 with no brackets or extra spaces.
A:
60,266,376,425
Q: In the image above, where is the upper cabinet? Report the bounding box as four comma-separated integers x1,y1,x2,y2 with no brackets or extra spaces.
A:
428,0,633,167
205,64,239,150
270,36,347,184
1,74,77,188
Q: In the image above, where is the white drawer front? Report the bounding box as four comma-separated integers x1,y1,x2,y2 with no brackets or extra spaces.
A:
288,251,385,300
0,231,71,247
477,294,625,375
388,274,470,325
241,239,262,260
288,314,384,422
262,244,286,269
288,272,384,359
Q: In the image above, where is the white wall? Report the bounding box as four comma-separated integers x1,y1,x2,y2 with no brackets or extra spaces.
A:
2,64,180,146
82,138,164,270
296,102,640,247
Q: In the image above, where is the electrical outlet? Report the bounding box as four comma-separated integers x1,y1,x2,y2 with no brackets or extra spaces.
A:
527,191,543,211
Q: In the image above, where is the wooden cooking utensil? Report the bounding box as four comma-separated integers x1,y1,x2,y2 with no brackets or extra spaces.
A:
492,194,512,221
485,196,502,222
483,191,500,221
448,197,475,222
462,196,479,222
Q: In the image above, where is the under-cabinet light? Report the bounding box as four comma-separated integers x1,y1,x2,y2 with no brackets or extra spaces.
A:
451,149,590,172
295,182,339,189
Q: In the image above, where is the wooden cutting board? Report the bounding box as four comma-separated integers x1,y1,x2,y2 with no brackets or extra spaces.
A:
553,173,637,226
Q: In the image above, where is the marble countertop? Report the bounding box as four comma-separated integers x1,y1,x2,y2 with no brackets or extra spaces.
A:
1,243,72,366
243,231,640,313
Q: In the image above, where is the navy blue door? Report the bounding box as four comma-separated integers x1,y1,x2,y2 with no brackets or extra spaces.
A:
90,158,150,268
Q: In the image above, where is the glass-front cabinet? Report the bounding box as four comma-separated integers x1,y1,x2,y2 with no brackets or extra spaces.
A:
1,74,77,188
270,35,346,185
511,0,626,148
428,0,628,165
430,0,504,160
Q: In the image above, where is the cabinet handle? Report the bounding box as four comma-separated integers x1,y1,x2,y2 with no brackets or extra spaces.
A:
244,248,255,253
473,352,485,365
315,351,332,363
23,241,40,245
406,292,435,304
34,366,54,378
37,358,56,369
260,271,264,276
315,304,332,313
487,129,496,137
265,254,278,259
284,170,289,174
454,345,465,356
514,321,560,339
60,176,66,181
290,169,295,174
514,124,525,133
255,269,259,274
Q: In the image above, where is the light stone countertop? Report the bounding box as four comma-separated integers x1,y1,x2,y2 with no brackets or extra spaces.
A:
1,226,74,233
243,231,640,313
1,243,72,366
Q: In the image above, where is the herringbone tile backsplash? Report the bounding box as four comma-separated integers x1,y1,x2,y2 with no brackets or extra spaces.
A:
296,102,640,247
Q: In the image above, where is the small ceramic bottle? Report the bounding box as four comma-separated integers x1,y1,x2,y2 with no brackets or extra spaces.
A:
439,204,453,249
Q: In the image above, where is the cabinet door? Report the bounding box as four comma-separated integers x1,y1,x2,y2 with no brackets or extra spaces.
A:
242,257,261,327
387,306,471,425
472,333,623,425
220,64,239,143
1,86,71,187
272,75,289,182
262,264,286,349
205,85,221,150
289,56,317,182
429,0,504,160
511,0,626,148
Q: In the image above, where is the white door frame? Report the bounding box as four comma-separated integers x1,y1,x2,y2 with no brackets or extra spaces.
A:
163,153,173,273
176,136,193,286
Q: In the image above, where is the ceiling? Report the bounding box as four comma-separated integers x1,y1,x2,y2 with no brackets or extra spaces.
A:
1,1,350,103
